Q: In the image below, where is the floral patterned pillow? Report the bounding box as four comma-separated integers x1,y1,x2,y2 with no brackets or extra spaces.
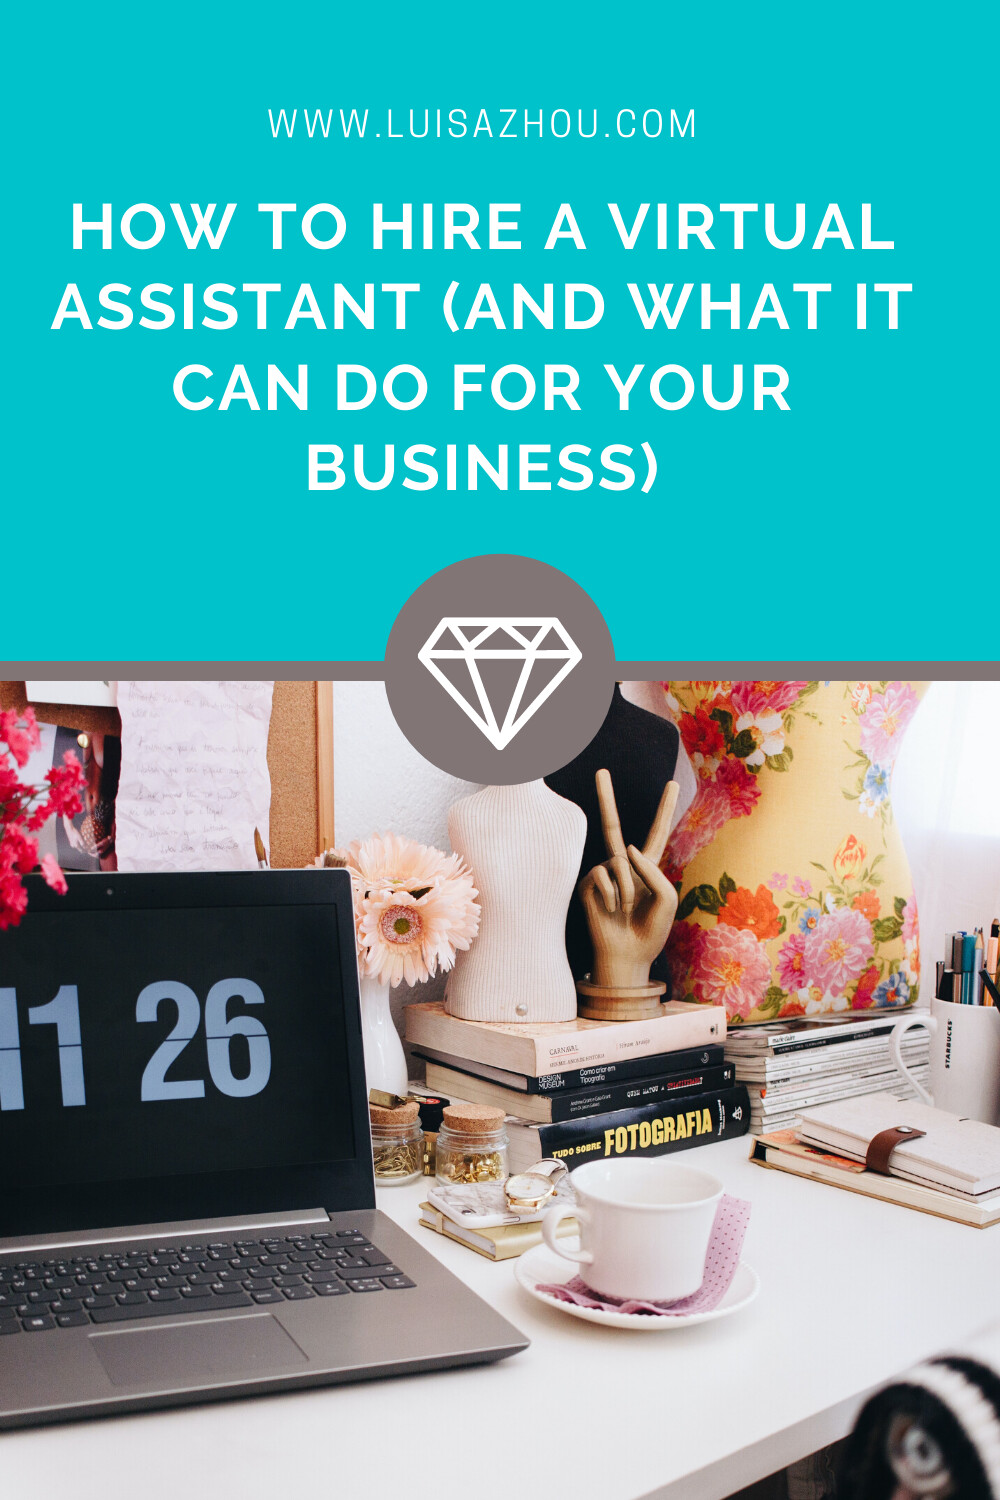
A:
661,681,925,1025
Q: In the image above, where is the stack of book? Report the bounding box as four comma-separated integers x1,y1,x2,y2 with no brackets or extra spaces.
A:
725,1012,931,1135
417,1199,580,1262
404,1000,750,1174
752,1093,1000,1228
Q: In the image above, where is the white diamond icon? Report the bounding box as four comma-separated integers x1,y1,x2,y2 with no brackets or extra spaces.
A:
418,618,583,750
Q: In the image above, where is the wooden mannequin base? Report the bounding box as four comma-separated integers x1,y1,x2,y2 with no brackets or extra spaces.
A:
576,980,668,1022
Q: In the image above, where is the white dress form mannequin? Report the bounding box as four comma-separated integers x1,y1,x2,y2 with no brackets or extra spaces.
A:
445,781,586,1022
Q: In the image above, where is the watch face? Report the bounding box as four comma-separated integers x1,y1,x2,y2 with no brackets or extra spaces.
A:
506,1172,553,1203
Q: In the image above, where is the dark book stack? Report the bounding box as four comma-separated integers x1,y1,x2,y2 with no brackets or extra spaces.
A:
405,1001,750,1174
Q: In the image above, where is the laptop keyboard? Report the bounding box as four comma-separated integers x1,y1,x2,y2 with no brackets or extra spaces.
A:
0,1229,415,1334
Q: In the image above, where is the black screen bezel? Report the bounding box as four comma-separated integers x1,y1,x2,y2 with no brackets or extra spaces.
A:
0,869,375,1238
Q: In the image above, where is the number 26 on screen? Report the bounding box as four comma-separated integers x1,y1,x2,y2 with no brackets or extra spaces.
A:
0,979,271,1110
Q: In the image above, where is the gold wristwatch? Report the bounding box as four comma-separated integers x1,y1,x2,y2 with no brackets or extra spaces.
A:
503,1159,569,1213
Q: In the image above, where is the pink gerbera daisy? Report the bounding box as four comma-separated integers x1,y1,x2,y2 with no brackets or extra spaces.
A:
360,882,479,987
333,832,480,987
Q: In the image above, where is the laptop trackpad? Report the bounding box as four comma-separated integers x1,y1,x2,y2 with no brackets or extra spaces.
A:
91,1314,309,1387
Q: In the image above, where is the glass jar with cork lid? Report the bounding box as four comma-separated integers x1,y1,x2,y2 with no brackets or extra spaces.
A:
435,1103,508,1185
369,1099,423,1186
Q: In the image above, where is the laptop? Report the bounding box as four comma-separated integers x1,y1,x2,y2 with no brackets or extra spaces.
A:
0,869,528,1428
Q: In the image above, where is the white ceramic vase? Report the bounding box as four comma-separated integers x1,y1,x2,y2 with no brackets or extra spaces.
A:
358,975,408,1096
445,780,587,1022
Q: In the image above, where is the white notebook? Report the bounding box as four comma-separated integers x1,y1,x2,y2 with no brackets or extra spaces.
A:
797,1092,1000,1198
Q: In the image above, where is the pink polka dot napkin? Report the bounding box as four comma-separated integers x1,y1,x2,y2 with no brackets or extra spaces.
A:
537,1193,751,1317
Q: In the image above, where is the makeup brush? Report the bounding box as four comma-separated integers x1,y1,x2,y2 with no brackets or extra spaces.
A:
254,827,269,869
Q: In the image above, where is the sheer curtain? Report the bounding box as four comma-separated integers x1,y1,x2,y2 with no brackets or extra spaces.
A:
893,681,1000,985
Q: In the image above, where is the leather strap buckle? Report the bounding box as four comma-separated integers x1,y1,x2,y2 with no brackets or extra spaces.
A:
865,1124,927,1175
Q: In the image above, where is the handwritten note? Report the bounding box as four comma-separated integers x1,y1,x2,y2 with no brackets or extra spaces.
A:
115,682,274,872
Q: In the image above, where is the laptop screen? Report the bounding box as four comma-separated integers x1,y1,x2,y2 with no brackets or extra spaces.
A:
0,870,374,1238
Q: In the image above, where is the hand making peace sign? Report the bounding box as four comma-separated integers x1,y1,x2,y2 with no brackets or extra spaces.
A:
578,770,681,992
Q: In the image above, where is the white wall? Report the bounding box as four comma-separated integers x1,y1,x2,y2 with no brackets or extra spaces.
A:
333,681,480,1040
333,680,694,853
333,680,480,854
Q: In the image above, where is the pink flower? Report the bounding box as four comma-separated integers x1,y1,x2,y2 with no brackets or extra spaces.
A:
767,872,788,892
0,872,29,930
729,681,809,717
0,708,41,770
0,760,21,804
0,726,82,929
692,925,772,1021
334,831,480,987
716,756,761,816
802,907,875,996
666,782,731,872
1,825,38,876
859,682,918,767
39,854,68,894
792,877,812,898
776,933,808,991
901,893,918,946
664,921,707,999
42,754,86,818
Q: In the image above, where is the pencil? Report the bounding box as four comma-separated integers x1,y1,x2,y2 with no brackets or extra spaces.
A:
988,920,1000,985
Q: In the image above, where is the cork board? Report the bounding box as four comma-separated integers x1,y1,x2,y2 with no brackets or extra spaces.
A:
266,680,336,867
0,680,334,868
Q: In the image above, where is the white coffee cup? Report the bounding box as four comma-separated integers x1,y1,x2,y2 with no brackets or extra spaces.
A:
541,1158,723,1303
891,998,1000,1124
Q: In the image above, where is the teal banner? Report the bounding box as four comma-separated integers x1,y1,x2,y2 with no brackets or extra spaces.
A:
6,2,996,661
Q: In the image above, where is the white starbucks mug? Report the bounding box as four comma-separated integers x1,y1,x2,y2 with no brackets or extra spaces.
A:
541,1157,722,1303
890,998,1000,1125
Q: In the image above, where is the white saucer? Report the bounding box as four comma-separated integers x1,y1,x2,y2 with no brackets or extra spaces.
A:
514,1240,760,1331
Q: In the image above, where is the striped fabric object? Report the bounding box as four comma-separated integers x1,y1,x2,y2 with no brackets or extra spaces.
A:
444,781,587,1023
843,1322,1000,1497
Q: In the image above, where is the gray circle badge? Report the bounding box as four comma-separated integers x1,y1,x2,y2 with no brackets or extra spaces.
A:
385,555,616,784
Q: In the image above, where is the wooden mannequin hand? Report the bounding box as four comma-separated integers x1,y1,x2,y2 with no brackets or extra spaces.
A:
578,771,680,992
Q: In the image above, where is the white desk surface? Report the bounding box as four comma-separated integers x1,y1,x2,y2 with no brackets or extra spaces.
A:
5,1135,1000,1500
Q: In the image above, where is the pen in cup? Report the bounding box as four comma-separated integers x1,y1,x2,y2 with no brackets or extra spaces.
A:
963,933,977,1004
988,920,999,987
